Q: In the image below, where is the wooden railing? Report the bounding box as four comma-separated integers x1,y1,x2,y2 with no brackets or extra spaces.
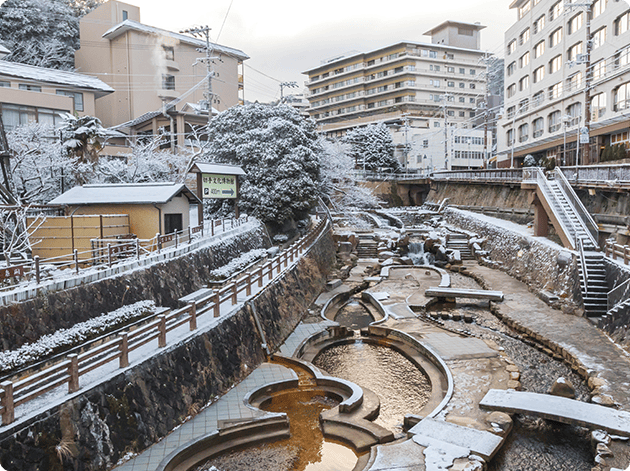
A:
0,217,328,426
605,240,630,265
0,217,248,290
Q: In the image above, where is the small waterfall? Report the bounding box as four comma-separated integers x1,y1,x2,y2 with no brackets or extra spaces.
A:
408,241,434,266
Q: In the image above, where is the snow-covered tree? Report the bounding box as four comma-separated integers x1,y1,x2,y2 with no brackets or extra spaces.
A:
0,0,79,70
0,206,45,266
343,123,400,172
319,138,380,210
523,154,537,167
58,115,111,184
64,0,104,17
203,104,321,225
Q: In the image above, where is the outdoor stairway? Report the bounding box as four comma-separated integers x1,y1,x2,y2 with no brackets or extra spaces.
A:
356,236,379,259
446,233,474,260
579,252,608,319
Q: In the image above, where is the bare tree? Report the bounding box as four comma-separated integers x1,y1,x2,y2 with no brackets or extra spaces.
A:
0,206,45,266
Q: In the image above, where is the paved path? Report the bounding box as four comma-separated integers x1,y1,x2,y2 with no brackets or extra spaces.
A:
481,389,630,436
114,320,334,471
468,262,630,409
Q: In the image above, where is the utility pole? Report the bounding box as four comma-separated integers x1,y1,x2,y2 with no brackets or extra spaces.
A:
443,93,451,170
180,25,218,125
402,112,410,171
279,81,298,104
483,53,491,169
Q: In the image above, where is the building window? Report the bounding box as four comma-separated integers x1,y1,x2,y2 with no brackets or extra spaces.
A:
616,11,630,36
163,46,174,61
0,81,9,88
592,0,607,19
617,45,630,68
447,81,455,87
549,27,563,48
568,42,583,62
591,92,606,120
549,1,562,21
533,117,544,137
447,67,455,73
566,102,582,126
470,69,476,75
593,59,606,81
448,110,455,116
534,15,546,34
549,81,563,99
164,214,183,235
519,98,529,113
459,67,465,74
459,82,465,88
122,10,128,20
520,51,530,68
507,40,516,55
518,123,529,142
568,13,583,35
534,40,545,58
56,90,84,112
519,28,531,45
507,61,516,76
567,72,582,92
459,111,465,117
0,104,65,131
18,84,41,92
534,66,545,83
459,97,465,103
507,83,517,98
550,54,562,73
519,0,531,18
470,83,476,89
548,110,561,132
470,97,475,103
614,82,630,111
533,91,545,106
507,106,516,119
519,75,529,91
592,27,607,50
162,74,175,90
507,129,515,146
434,121,441,128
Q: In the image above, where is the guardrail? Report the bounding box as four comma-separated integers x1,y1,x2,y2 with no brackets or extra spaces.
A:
554,169,599,248
352,171,431,182
560,165,630,188
605,240,630,265
432,169,523,183
0,217,329,426
0,218,248,291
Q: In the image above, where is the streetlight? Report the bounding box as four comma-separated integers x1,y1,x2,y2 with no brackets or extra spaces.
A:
562,114,571,166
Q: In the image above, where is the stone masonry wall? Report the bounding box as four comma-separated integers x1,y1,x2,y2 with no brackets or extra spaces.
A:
0,225,336,471
0,224,269,351
444,208,582,313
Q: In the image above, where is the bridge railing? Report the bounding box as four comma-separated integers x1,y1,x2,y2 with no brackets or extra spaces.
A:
432,169,523,183
560,164,630,188
0,217,329,426
351,171,431,181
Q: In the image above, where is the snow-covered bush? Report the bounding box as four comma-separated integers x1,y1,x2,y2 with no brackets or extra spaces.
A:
209,248,267,280
343,122,400,172
203,104,321,225
0,300,156,373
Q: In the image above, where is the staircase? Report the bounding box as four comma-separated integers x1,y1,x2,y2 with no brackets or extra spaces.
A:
356,236,379,259
579,252,608,318
446,233,474,260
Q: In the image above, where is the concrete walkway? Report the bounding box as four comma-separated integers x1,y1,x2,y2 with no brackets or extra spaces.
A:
113,320,334,471
468,262,630,410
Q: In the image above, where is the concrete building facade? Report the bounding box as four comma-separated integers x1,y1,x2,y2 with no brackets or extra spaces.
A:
75,0,248,129
497,0,630,167
302,21,490,170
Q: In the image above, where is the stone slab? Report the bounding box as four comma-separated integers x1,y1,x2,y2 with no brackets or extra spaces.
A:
326,279,343,290
480,389,630,436
421,332,498,360
368,439,425,471
425,287,504,301
408,418,504,460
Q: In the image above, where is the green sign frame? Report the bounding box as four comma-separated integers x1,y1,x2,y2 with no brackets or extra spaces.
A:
201,173,238,199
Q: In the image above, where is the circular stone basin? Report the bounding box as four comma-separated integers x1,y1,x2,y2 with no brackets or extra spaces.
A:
334,300,374,330
313,341,432,433
196,389,360,471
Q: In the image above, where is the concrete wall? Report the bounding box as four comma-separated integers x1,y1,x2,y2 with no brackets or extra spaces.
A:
0,225,335,471
0,224,268,351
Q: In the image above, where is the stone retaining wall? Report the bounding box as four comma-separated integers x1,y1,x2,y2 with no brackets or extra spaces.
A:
601,259,630,346
0,225,336,471
0,224,269,351
444,208,582,312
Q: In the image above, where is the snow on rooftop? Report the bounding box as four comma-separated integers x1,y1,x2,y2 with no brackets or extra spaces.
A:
0,61,113,94
49,182,199,206
191,162,246,176
103,20,249,60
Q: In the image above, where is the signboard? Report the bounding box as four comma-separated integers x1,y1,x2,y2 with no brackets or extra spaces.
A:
579,127,589,144
201,174,238,199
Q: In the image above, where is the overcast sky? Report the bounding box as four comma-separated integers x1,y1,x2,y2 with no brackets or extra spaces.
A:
133,0,515,102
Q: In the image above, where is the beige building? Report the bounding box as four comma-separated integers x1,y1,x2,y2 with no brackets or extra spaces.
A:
497,0,630,167
0,61,113,131
75,0,248,129
302,21,490,170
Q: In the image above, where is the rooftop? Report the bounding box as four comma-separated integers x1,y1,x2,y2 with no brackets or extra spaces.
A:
0,61,114,97
49,182,201,206
423,20,486,36
103,20,249,61
190,162,247,176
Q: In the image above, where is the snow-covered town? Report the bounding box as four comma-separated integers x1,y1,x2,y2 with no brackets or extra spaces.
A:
1,0,630,470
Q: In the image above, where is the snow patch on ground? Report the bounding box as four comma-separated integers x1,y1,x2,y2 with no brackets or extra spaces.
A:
210,249,268,280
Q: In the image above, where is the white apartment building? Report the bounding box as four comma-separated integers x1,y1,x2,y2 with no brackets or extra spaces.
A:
302,21,491,170
497,0,630,167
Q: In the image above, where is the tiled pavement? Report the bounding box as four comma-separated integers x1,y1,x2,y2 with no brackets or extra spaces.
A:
114,320,334,471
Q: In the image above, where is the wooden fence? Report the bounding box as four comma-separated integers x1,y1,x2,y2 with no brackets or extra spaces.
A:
0,217,328,426
605,240,630,265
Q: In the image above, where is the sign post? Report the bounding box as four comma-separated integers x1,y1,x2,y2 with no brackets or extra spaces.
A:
189,163,246,224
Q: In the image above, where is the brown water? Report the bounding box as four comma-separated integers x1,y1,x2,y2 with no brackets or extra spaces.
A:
334,299,374,330
196,389,358,471
313,341,431,434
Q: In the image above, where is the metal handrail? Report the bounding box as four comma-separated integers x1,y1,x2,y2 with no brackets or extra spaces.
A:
533,167,577,250
554,168,599,248
608,277,630,312
432,168,523,183
578,237,588,294
560,164,630,187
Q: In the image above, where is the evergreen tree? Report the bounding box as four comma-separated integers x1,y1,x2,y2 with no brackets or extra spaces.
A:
203,104,322,225
343,123,400,172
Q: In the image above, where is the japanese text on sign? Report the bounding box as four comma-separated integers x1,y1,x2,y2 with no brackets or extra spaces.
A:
201,173,238,199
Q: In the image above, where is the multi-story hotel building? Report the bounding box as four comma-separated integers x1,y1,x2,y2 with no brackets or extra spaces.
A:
75,0,248,130
302,21,490,170
497,0,630,167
